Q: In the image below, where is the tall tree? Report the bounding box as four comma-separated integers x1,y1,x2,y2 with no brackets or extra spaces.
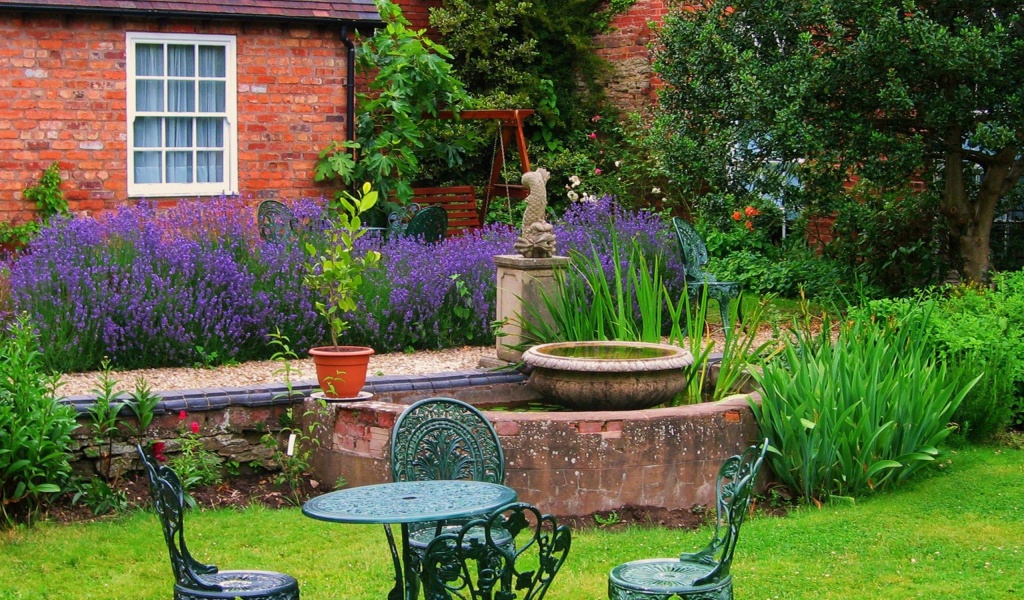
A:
655,0,1024,281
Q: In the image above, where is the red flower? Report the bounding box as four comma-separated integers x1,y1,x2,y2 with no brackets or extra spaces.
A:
744,205,760,217
151,441,167,462
594,168,603,175
732,210,742,221
178,410,187,421
588,132,598,139
745,220,754,231
190,421,200,434
591,115,601,122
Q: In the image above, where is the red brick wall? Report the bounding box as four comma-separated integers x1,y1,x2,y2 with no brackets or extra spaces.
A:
593,0,671,113
0,11,350,224
396,0,440,31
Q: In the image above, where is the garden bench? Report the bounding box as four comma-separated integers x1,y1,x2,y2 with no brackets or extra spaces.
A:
409,186,481,237
672,217,743,334
608,439,768,600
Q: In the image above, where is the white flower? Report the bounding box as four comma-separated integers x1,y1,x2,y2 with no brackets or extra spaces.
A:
651,186,661,194
567,190,580,202
614,160,621,168
581,193,597,203
569,175,581,188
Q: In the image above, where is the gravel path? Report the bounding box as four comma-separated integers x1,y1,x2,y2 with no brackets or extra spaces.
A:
58,345,495,397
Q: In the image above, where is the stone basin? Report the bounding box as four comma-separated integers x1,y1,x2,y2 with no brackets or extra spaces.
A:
521,341,694,411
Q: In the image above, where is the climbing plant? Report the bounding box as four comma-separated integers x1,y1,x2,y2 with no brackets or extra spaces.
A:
315,0,472,207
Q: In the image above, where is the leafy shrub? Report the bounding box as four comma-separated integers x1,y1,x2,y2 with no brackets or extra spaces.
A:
860,275,1024,440
0,314,79,526
751,307,975,504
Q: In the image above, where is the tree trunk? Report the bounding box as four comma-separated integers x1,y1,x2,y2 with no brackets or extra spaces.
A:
942,134,1023,283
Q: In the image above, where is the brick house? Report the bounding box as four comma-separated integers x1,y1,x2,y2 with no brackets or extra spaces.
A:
0,0,665,225
0,0,385,224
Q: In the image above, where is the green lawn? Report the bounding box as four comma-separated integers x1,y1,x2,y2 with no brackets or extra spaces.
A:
2,445,1021,599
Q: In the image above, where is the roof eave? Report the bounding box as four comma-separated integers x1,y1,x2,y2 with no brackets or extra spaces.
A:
0,3,384,28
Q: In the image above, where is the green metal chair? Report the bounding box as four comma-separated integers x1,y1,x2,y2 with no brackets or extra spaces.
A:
422,502,572,600
403,205,448,244
607,439,768,600
672,217,743,334
136,445,300,600
391,397,506,554
257,200,298,243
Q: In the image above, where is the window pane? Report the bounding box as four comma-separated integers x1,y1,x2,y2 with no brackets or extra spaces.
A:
166,152,193,183
166,118,193,148
136,80,164,112
197,151,224,183
134,151,162,183
196,118,223,147
136,44,163,76
167,45,195,77
168,80,194,112
199,81,225,113
134,118,162,147
199,46,226,77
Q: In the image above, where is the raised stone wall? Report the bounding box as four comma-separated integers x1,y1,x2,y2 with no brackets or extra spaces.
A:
308,385,761,518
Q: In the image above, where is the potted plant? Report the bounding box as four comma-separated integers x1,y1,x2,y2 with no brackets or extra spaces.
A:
304,182,382,398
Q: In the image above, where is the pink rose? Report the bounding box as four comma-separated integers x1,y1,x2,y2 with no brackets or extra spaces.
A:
588,132,598,139
190,421,200,434
594,168,602,175
178,410,187,421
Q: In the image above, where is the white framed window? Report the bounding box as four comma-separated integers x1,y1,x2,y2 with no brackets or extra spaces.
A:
126,32,238,197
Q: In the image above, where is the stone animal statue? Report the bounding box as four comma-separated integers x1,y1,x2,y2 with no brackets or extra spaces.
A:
514,168,557,258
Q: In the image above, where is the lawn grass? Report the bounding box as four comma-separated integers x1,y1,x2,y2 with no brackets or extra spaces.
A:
1,445,1021,599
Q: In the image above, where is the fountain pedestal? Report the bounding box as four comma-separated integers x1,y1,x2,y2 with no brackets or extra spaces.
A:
494,254,570,362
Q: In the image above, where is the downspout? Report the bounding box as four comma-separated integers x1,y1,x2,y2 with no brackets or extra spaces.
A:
340,25,356,142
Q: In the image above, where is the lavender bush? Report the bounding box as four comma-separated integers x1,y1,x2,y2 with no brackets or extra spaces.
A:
10,197,325,372
9,194,681,372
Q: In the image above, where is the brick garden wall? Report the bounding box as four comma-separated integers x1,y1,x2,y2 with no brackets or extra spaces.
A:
594,0,671,113
0,11,350,224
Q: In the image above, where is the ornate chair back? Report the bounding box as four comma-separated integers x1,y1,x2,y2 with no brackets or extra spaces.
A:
672,217,714,283
136,445,221,592
403,205,448,244
685,439,768,586
257,200,298,242
423,502,572,600
391,397,504,484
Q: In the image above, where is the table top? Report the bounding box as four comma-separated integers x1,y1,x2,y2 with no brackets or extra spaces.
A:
302,480,518,524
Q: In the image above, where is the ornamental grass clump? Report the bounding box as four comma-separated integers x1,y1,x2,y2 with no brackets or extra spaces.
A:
750,306,978,505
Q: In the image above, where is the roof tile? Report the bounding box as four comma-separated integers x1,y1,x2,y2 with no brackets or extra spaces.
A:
0,0,382,23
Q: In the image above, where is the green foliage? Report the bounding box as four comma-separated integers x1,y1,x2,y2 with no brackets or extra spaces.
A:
0,314,78,527
654,0,1024,282
23,163,69,220
430,0,631,137
859,274,1024,440
825,184,947,295
315,0,472,205
168,429,222,492
1,163,68,248
751,307,976,504
69,476,128,516
303,183,382,348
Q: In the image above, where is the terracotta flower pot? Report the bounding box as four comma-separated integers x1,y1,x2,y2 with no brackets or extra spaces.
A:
308,346,374,398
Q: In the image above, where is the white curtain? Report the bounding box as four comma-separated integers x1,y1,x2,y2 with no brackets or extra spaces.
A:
133,42,227,185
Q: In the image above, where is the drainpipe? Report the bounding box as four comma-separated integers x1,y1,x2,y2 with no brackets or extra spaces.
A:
340,25,356,142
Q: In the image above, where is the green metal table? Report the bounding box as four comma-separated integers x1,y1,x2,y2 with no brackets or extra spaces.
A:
303,480,518,600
